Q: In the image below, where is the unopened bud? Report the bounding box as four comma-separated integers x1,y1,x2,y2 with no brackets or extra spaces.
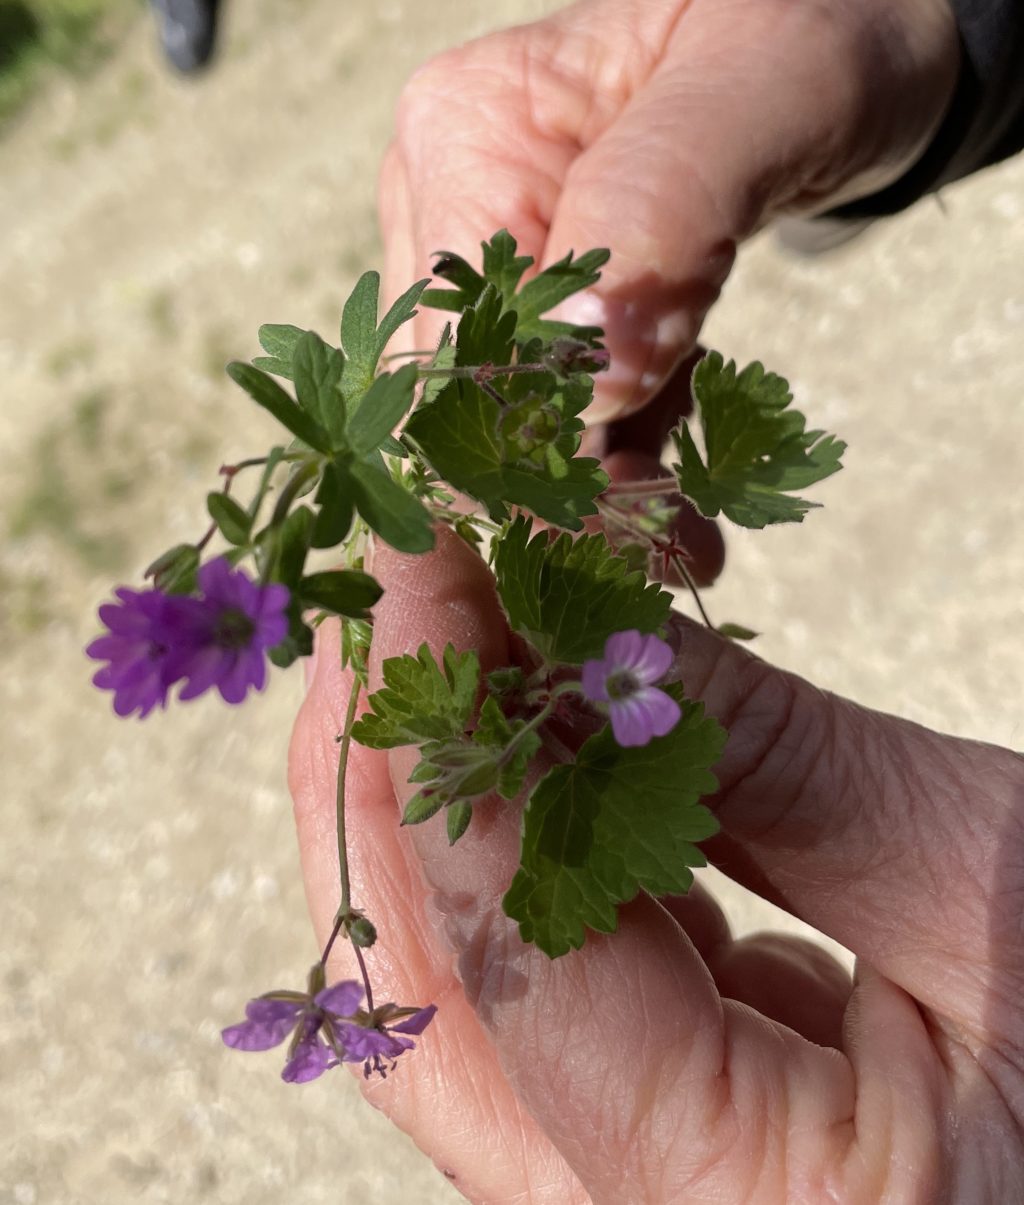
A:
348,917,377,948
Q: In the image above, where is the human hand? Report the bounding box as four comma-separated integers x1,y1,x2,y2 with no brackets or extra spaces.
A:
290,528,1024,1203
380,0,958,424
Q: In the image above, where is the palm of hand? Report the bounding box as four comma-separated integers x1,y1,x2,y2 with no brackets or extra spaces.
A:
290,530,1024,1204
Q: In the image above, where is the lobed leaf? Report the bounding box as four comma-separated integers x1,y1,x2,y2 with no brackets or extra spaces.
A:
503,690,725,958
672,352,846,528
352,643,479,749
493,517,673,663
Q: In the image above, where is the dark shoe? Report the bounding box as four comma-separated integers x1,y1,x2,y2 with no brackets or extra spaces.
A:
151,0,222,74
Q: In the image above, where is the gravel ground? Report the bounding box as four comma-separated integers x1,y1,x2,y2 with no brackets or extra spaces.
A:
1,2,1021,1202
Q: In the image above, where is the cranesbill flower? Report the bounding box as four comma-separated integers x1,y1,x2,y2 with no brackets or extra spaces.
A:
580,630,681,748
221,976,437,1084
221,979,363,1085
336,1001,438,1080
86,587,196,718
176,558,290,705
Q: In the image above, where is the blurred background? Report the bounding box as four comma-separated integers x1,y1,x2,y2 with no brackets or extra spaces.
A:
1,2,1021,1202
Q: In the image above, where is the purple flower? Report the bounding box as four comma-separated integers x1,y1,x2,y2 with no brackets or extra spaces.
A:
221,980,363,1085
580,630,681,748
86,587,196,718
176,558,290,704
88,559,291,716
221,976,436,1084
336,1002,438,1080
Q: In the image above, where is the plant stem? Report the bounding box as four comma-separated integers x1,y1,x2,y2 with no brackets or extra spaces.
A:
352,943,374,1013
669,552,715,629
268,459,320,531
319,912,346,971
597,498,716,630
334,681,361,922
604,478,679,499
415,361,547,380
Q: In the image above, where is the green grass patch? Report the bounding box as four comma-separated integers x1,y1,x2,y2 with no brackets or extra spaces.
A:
0,0,141,129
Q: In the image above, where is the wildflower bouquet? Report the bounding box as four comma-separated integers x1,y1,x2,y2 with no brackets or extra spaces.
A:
88,231,844,1084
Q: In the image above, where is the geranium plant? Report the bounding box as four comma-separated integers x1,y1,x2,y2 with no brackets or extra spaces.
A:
87,230,844,1082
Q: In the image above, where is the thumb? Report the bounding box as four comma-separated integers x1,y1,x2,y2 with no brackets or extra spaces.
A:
545,0,958,420
669,614,1023,1044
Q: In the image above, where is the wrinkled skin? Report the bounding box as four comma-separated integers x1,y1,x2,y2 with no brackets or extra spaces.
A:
289,2,1024,1201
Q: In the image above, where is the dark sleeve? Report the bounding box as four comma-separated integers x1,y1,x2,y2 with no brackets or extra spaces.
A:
832,0,1024,217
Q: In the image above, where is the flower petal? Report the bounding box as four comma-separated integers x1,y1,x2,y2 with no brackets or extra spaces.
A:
222,1010,298,1052
389,1004,437,1036
609,696,653,747
314,981,364,1017
637,686,681,738
336,1024,411,1063
630,634,674,685
281,1038,336,1083
580,658,610,703
604,629,643,669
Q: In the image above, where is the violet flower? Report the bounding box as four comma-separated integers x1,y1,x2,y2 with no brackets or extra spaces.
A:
336,1001,438,1080
222,976,437,1084
222,980,363,1084
580,630,681,747
86,587,196,718
173,558,290,705
88,559,290,715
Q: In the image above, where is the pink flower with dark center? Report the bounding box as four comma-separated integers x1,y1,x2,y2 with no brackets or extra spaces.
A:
580,630,681,747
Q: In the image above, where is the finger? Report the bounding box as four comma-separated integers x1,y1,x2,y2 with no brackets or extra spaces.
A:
290,623,588,1203
388,2,710,357
668,614,1024,1048
657,888,851,1048
368,530,872,1199
542,0,958,420
586,348,727,586
705,933,853,1051
378,144,418,317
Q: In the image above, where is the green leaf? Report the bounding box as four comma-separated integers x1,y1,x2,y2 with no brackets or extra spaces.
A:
422,249,486,314
310,461,354,549
268,615,314,669
259,323,305,361
226,361,330,453
422,231,608,346
341,272,428,398
145,543,199,594
422,325,455,407
454,282,517,367
482,229,532,301
404,368,606,530
264,505,316,669
340,617,372,686
493,517,673,663
255,323,306,380
206,492,251,546
672,352,846,528
266,503,314,588
447,802,473,845
292,331,346,443
402,789,447,827
503,690,726,957
248,447,286,522
299,570,383,619
718,622,759,642
472,695,540,800
352,643,479,749
514,247,610,342
346,363,418,457
342,458,435,554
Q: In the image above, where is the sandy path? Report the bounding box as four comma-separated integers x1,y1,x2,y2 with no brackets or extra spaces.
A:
1,2,1022,1201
